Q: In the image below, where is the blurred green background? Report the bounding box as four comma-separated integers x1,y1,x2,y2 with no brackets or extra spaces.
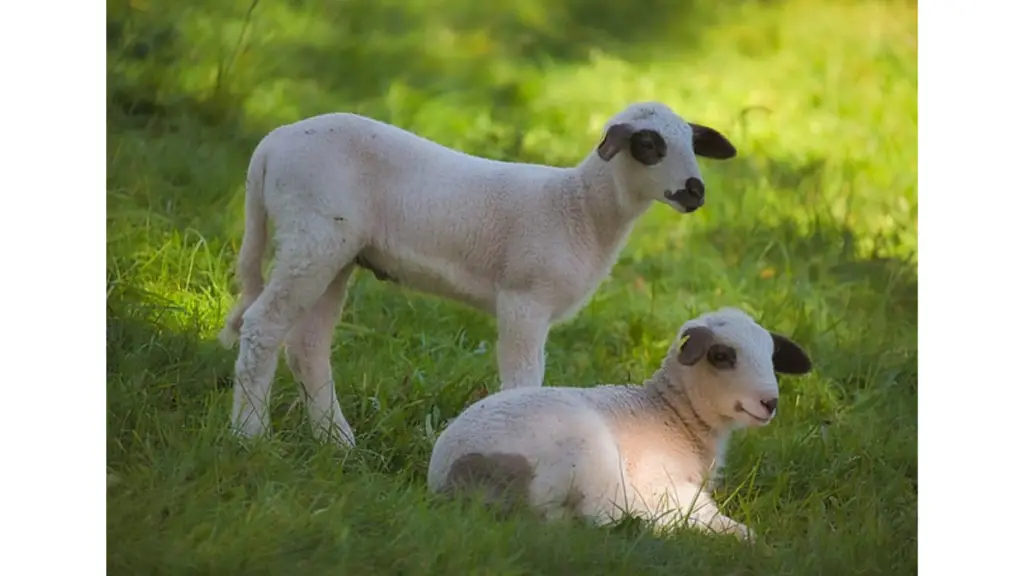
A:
106,0,917,573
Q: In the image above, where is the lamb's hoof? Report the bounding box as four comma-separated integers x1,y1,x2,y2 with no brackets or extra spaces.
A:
730,522,757,543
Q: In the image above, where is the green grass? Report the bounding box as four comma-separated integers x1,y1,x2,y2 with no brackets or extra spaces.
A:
106,0,918,573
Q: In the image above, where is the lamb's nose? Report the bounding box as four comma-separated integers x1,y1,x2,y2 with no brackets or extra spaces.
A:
681,177,704,202
761,398,778,415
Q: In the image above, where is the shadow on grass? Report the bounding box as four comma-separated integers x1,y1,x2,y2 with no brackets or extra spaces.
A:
106,0,758,131
267,0,731,104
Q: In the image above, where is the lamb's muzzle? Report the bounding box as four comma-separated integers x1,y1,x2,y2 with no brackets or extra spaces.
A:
664,177,706,212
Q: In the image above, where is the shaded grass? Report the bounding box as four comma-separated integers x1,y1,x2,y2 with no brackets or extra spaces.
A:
106,0,918,573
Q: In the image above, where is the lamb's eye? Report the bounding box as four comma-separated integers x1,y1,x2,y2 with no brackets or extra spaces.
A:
706,345,736,369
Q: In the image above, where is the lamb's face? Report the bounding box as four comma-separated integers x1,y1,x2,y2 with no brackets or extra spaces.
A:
673,308,812,428
595,102,737,214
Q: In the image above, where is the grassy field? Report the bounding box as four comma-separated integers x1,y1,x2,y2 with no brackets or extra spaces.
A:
106,0,918,573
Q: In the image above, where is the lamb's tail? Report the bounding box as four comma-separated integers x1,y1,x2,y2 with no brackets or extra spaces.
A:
218,144,270,348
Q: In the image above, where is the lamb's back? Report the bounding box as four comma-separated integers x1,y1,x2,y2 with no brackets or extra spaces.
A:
427,386,624,492
262,113,554,206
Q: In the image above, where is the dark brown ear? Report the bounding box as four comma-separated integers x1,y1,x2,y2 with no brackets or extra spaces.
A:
597,123,636,161
677,325,715,366
770,332,812,375
689,122,737,160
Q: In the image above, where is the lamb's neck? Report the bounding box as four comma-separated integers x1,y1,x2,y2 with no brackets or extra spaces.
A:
567,154,653,254
644,368,733,467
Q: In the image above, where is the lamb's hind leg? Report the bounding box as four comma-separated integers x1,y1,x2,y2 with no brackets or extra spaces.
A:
284,264,357,447
231,224,357,440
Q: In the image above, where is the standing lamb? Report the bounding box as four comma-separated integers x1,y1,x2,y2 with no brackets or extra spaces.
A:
427,308,813,540
219,101,738,446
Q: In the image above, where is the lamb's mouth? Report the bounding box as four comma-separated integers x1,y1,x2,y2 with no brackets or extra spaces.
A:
663,190,703,213
735,403,770,423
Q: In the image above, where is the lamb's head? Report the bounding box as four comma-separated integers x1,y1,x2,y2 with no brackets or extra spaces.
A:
667,308,812,428
595,102,737,214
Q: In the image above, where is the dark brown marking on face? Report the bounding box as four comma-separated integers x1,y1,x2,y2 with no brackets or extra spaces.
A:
689,122,737,159
677,325,716,366
706,343,737,370
629,129,667,165
769,332,813,375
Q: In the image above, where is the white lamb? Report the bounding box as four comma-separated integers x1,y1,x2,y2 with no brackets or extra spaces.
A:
218,101,738,446
426,308,813,540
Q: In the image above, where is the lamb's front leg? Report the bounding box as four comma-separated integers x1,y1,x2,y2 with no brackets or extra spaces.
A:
680,489,756,542
496,293,551,390
646,485,755,541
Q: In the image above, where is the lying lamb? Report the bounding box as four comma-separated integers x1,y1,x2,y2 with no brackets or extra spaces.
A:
427,307,812,540
219,101,737,446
